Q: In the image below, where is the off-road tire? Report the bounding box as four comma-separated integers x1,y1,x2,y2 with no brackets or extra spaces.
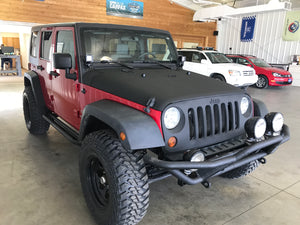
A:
256,75,268,89
79,130,149,225
220,160,259,179
23,86,50,135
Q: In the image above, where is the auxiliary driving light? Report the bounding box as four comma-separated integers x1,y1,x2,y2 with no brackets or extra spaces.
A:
184,151,205,174
245,117,266,140
265,112,284,134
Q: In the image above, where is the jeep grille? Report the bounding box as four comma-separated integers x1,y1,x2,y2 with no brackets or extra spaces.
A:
162,94,252,152
188,101,239,140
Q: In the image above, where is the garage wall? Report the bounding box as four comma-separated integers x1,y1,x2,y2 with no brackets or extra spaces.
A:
217,10,300,64
0,0,217,49
217,11,300,64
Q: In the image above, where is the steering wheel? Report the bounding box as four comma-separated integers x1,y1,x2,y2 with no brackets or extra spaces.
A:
138,52,156,59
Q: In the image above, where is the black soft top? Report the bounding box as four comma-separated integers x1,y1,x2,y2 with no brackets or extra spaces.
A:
31,22,171,35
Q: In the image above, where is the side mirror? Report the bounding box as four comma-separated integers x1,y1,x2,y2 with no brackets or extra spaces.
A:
246,63,253,68
201,59,208,64
53,53,77,80
177,55,186,67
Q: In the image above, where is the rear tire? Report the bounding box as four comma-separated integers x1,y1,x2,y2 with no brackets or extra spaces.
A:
23,86,50,135
220,160,259,179
79,130,149,225
256,75,268,89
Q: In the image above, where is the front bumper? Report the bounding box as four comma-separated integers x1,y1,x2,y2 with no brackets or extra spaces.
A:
227,75,258,87
144,125,290,185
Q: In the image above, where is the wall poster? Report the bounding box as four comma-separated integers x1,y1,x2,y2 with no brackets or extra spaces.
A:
106,0,144,19
283,11,300,41
240,16,256,42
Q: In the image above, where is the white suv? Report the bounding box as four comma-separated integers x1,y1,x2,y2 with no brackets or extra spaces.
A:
178,48,258,87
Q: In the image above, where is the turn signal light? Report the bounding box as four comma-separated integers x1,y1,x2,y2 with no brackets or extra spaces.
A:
168,136,177,148
120,132,126,141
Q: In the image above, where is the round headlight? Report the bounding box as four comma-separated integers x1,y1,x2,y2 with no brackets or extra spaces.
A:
245,117,266,139
240,97,250,115
265,112,284,133
164,107,181,129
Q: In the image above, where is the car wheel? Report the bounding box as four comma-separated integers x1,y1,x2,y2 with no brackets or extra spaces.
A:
23,86,50,135
220,160,259,179
256,75,268,89
213,74,226,82
79,130,149,225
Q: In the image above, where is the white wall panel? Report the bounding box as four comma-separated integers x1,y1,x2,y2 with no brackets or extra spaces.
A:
217,11,300,64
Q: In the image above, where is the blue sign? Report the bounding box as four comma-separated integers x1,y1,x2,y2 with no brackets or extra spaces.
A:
106,0,143,19
241,16,256,42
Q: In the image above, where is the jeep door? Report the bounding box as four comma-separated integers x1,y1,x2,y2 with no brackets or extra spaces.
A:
38,28,54,111
51,27,81,129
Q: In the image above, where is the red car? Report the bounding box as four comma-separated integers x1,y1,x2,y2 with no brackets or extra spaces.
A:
226,55,293,88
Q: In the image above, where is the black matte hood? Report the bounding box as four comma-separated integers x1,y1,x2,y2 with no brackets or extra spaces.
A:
83,67,243,111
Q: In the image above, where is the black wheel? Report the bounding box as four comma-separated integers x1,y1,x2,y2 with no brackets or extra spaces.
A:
79,130,149,225
220,160,259,179
256,75,268,89
213,74,226,82
23,86,50,135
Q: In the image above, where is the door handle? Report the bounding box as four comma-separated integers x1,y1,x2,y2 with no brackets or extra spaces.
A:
50,71,60,77
37,65,44,71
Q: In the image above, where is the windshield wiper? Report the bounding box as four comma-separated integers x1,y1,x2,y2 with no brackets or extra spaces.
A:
134,60,175,70
101,60,134,69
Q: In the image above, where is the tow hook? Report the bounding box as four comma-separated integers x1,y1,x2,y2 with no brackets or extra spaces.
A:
258,157,266,164
202,181,211,188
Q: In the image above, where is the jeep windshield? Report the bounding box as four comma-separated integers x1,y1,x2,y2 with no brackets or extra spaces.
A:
81,28,178,65
205,52,232,64
249,58,271,67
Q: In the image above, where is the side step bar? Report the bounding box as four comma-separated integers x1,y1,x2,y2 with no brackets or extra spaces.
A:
43,114,80,145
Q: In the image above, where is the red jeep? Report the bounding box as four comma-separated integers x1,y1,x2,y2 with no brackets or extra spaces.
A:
226,54,293,88
23,23,289,225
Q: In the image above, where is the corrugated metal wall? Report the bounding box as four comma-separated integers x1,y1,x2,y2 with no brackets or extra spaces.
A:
217,10,300,64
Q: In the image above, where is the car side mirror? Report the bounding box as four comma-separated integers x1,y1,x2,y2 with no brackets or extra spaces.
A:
53,53,77,80
246,63,253,68
177,55,186,67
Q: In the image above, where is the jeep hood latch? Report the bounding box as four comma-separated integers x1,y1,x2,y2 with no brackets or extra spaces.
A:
144,97,156,113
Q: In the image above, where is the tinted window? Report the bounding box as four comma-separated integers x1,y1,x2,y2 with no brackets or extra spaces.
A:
178,51,193,61
40,31,52,60
30,31,39,57
56,30,75,68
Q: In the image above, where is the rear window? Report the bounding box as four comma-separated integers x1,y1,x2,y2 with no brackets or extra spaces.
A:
40,31,53,60
30,31,39,58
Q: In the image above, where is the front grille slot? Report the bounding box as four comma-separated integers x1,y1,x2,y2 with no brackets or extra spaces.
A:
188,100,240,140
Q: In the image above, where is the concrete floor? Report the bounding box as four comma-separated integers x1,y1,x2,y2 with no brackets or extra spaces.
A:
0,76,300,225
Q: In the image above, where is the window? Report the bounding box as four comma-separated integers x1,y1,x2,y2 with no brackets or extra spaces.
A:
30,31,39,57
178,51,192,61
237,58,250,65
40,31,52,60
192,53,206,62
56,30,75,68
81,28,177,63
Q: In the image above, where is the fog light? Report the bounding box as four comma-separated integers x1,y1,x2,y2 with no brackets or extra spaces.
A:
168,136,177,148
265,112,284,134
184,151,205,174
245,117,266,140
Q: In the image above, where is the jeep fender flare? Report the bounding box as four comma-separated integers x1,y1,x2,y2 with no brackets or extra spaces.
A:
24,71,47,115
252,98,268,117
79,100,165,151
